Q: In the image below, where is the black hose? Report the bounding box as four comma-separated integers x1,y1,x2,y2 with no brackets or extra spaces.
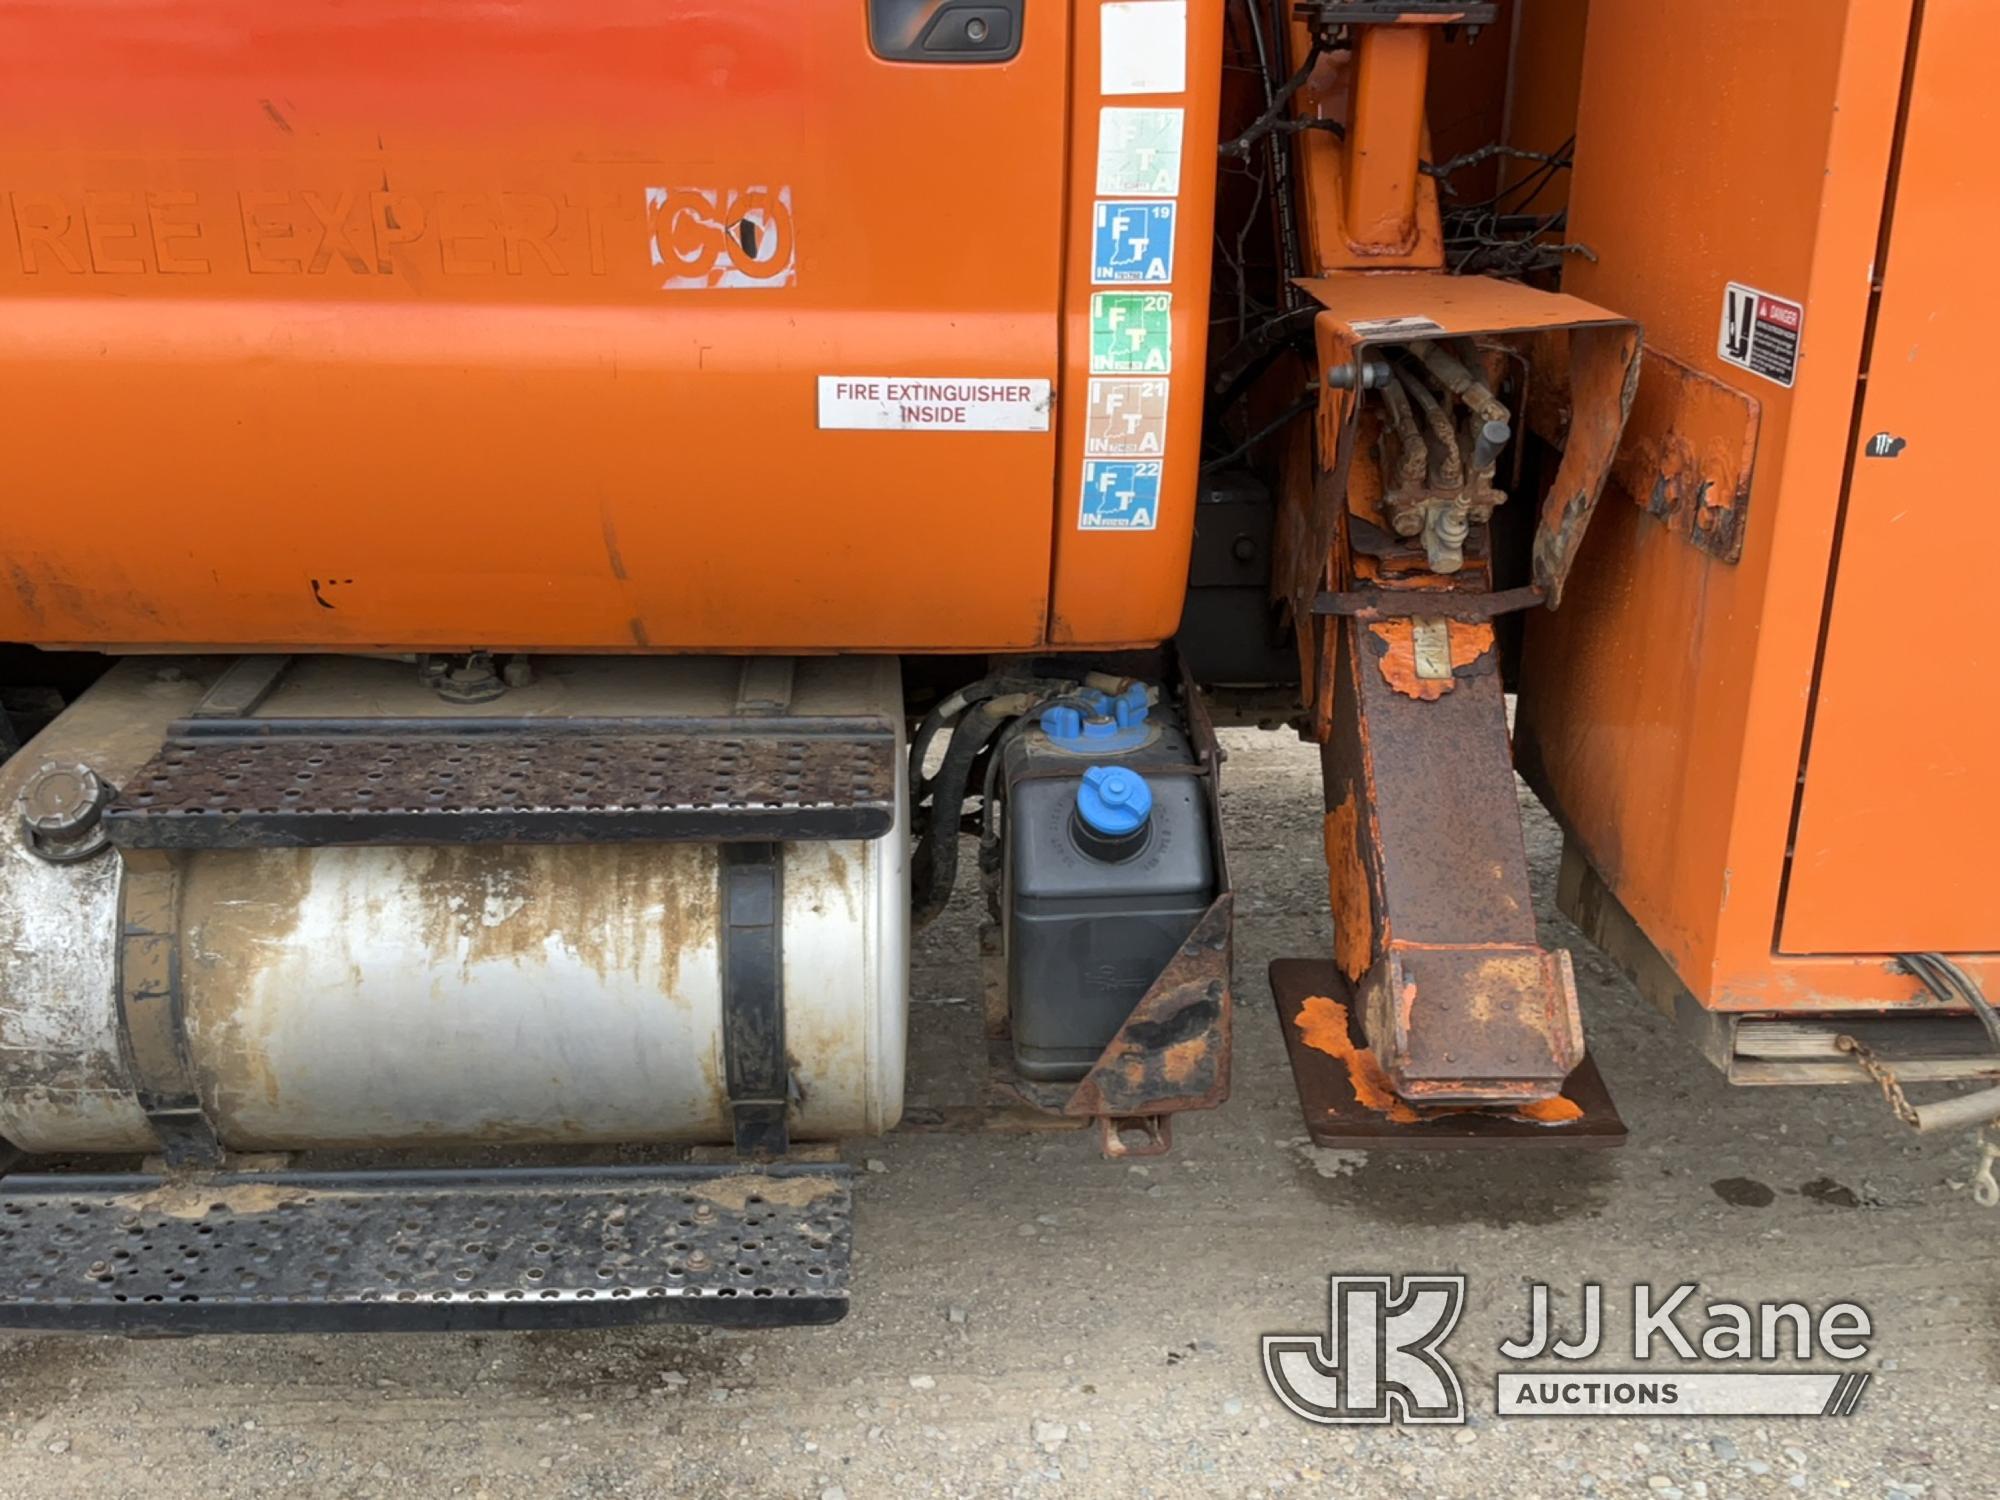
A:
1901,953,2000,1053
911,700,1015,927
909,681,1003,804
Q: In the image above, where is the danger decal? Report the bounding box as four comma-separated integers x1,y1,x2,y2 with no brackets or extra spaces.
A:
1718,282,1803,388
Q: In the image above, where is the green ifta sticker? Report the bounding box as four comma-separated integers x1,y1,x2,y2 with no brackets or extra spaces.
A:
1090,292,1172,374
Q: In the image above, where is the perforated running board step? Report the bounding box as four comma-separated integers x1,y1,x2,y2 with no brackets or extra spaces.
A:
104,717,898,848
0,1164,852,1332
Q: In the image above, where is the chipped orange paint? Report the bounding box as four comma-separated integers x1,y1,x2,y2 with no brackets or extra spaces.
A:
1293,994,1420,1124
1517,1096,1585,1124
1324,794,1375,983
1366,619,1496,700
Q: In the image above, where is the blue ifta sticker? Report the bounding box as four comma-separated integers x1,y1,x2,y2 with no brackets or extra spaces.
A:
1079,460,1162,530
1091,201,1176,284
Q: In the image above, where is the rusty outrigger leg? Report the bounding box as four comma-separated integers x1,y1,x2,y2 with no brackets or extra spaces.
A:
1321,610,1583,1106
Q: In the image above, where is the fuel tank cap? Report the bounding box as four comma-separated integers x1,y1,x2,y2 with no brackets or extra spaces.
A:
18,761,114,862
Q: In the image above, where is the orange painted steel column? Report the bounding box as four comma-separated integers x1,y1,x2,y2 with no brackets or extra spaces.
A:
1342,25,1430,253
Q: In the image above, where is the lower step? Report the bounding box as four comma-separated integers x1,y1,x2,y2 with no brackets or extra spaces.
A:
0,1163,852,1332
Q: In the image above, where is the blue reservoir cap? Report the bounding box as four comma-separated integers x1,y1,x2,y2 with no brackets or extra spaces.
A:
1040,704,1084,742
1076,765,1154,837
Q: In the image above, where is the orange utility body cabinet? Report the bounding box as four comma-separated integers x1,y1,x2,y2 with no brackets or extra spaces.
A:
1516,0,2000,1049
0,0,1224,655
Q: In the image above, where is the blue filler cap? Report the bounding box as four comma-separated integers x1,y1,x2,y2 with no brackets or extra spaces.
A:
1040,684,1153,753
1076,765,1154,838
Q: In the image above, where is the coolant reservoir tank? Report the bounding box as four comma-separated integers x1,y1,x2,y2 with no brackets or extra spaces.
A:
1002,693,1216,1082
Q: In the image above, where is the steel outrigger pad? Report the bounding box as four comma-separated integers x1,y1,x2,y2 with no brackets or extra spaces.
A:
1269,958,1624,1148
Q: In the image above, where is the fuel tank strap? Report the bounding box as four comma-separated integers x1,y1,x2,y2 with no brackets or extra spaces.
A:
102,716,900,849
114,853,223,1168
721,844,791,1157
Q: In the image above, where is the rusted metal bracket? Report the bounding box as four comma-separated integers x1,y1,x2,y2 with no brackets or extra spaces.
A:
1064,893,1233,1151
1311,583,1545,620
1313,604,1587,1105
1610,348,1760,562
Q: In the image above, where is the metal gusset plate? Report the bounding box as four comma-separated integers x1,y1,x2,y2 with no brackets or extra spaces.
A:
104,717,898,847
0,1164,852,1332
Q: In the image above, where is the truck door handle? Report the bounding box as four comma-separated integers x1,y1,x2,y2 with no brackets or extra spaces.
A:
870,0,1024,62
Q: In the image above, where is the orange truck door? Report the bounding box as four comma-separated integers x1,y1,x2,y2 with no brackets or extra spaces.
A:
1780,0,1999,954
0,0,1069,652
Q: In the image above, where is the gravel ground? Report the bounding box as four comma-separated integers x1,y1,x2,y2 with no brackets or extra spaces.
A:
1,726,1994,1499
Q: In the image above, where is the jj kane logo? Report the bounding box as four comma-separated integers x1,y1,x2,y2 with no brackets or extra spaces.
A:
1262,1275,1467,1425
1263,1276,1875,1424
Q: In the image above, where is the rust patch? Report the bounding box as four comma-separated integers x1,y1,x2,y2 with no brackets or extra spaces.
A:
1365,619,1496,700
1611,346,1760,563
1160,1036,1206,1085
1324,795,1374,984
114,1179,317,1220
177,843,723,1141
685,1173,840,1212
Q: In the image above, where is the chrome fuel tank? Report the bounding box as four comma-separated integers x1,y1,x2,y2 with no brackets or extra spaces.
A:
0,656,908,1154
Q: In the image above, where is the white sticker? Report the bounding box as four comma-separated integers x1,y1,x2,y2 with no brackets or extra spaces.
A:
1098,107,1185,196
1085,377,1171,458
1719,281,1803,388
818,377,1052,432
646,186,796,290
1348,316,1446,339
1101,1,1187,96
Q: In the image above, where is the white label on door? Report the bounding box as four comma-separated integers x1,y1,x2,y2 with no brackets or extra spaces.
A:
817,377,1053,432
1102,1,1187,96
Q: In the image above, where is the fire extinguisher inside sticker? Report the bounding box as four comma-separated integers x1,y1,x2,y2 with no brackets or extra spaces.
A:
1101,1,1188,96
1098,108,1185,196
1718,282,1803,388
1080,459,1163,531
